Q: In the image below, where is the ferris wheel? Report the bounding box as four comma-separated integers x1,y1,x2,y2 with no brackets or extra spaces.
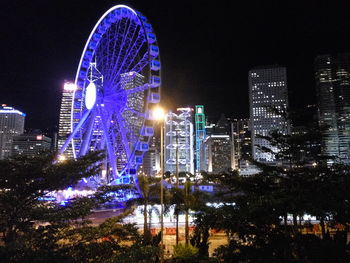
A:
60,5,161,186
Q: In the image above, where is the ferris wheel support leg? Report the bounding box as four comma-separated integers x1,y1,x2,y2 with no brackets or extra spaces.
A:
99,107,119,180
79,110,97,156
59,110,91,155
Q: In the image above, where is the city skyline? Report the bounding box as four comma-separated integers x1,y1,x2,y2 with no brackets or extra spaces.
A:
2,1,350,130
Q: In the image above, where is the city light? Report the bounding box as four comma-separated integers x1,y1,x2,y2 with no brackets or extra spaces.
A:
63,82,77,91
152,106,165,121
57,155,66,162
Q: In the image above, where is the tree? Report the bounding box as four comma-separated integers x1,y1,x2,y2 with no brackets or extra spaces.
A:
0,151,102,245
126,174,161,244
0,152,161,262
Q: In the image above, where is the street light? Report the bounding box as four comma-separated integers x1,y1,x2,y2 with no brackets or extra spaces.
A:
152,106,165,262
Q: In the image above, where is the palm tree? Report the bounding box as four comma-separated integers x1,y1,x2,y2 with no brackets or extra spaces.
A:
127,174,160,243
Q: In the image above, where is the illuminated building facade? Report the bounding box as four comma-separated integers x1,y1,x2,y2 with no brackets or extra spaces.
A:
0,105,25,160
195,105,206,173
203,134,232,174
58,83,76,158
232,119,252,167
249,66,290,163
12,133,52,157
315,54,350,164
120,71,145,172
200,115,234,173
121,71,145,138
165,108,194,174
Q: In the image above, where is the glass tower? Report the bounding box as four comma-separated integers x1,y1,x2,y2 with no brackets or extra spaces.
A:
249,66,289,163
315,54,350,164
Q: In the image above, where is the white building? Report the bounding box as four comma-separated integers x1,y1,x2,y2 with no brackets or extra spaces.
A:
0,105,25,159
164,108,194,174
58,83,76,158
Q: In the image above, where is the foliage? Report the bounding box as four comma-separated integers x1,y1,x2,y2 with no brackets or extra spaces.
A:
169,244,199,263
0,152,160,262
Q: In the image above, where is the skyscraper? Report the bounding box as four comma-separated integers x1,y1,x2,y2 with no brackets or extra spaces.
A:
0,105,25,159
202,134,232,174
164,108,194,175
195,105,206,173
58,83,76,158
315,54,350,164
249,66,289,163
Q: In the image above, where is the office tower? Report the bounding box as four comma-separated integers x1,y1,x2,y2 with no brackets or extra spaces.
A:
232,118,252,167
121,71,145,138
58,83,76,158
164,108,194,175
200,114,234,173
315,54,350,164
249,66,290,163
195,105,206,173
202,134,232,174
12,132,52,157
0,105,25,159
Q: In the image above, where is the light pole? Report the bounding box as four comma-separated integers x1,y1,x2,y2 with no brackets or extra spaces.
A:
153,107,165,262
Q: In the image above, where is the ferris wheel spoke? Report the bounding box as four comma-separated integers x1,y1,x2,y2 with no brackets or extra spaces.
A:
112,26,144,78
59,110,91,154
114,113,133,158
98,107,120,178
79,109,97,156
112,20,139,80
111,33,146,86
130,51,150,73
105,18,134,82
105,19,122,77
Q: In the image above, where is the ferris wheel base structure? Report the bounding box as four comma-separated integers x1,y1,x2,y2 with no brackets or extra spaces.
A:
59,5,161,192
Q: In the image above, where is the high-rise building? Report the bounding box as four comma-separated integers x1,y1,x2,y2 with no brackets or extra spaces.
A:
249,66,290,163
232,119,252,168
12,133,52,157
202,134,232,174
0,105,25,160
195,105,206,173
58,83,76,158
315,54,350,164
164,108,194,174
200,114,234,173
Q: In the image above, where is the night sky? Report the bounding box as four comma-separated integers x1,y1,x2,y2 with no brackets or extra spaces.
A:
2,0,350,132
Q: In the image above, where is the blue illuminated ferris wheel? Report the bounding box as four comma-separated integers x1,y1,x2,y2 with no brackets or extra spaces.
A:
60,5,161,186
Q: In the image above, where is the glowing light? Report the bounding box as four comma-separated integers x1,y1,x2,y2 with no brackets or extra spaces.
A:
58,155,66,162
85,82,96,109
152,107,165,121
36,135,43,140
64,82,77,91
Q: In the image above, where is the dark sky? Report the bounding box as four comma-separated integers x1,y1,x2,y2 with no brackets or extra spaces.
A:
2,0,350,131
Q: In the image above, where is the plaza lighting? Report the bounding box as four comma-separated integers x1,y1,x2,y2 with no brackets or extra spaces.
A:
57,155,67,162
152,106,165,121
